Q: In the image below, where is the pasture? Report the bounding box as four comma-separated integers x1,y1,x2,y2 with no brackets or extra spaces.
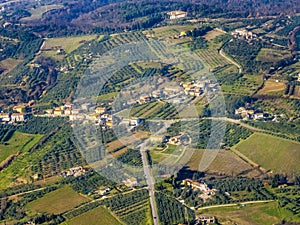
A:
234,133,300,175
256,48,292,63
0,131,42,164
199,201,298,225
26,186,89,214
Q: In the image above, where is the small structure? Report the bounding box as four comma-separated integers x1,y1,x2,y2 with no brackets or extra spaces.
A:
95,107,106,114
130,118,143,127
169,135,182,145
11,113,28,122
167,10,188,20
0,113,10,122
13,105,27,113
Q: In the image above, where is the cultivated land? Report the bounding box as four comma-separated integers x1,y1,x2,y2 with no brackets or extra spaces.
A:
26,186,89,214
0,131,42,164
257,80,286,95
186,150,261,177
234,133,300,174
64,206,123,225
256,48,292,63
204,29,225,41
199,201,297,225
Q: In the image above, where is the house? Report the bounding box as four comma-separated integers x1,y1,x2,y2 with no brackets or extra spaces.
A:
96,187,111,196
11,113,28,122
169,135,182,145
31,173,42,181
123,177,138,187
138,95,151,104
53,109,64,116
13,105,27,113
0,113,10,122
182,179,216,196
167,10,188,20
64,103,73,109
130,118,143,127
64,109,72,115
254,113,264,120
95,107,106,114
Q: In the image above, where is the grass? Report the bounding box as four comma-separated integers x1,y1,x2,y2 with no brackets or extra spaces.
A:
257,80,286,95
64,206,123,225
41,35,97,59
204,29,225,41
26,186,89,215
0,58,23,75
22,5,64,21
199,201,299,224
256,48,292,63
0,131,42,164
234,133,300,175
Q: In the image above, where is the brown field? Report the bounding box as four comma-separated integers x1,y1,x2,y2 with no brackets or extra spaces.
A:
204,29,225,41
106,131,149,153
0,58,23,75
257,80,286,95
26,186,89,214
186,150,261,177
291,85,300,99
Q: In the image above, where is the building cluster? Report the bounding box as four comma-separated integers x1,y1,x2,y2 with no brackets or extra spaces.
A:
60,166,87,178
0,104,30,123
195,215,216,224
235,107,268,120
167,10,188,20
181,80,219,97
231,29,257,40
182,179,217,202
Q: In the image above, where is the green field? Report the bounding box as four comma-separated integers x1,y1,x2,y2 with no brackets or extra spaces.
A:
22,5,64,21
27,186,89,214
63,206,123,225
0,131,42,164
41,35,98,60
234,133,300,174
199,201,299,224
256,48,292,63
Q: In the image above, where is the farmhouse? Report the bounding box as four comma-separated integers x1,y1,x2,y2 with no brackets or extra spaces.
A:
95,107,106,114
195,215,216,224
0,113,10,122
11,113,28,122
167,10,188,20
169,135,182,145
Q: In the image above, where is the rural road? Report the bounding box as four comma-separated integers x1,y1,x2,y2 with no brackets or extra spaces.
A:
219,47,242,74
197,200,274,210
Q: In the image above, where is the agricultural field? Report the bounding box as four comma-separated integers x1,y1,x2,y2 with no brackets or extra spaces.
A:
186,150,261,177
0,131,42,164
21,5,64,21
143,25,195,40
221,74,263,95
204,29,225,41
199,201,298,225
234,133,300,175
41,35,97,60
0,58,23,75
26,186,89,215
257,80,286,96
63,206,123,225
256,48,292,63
